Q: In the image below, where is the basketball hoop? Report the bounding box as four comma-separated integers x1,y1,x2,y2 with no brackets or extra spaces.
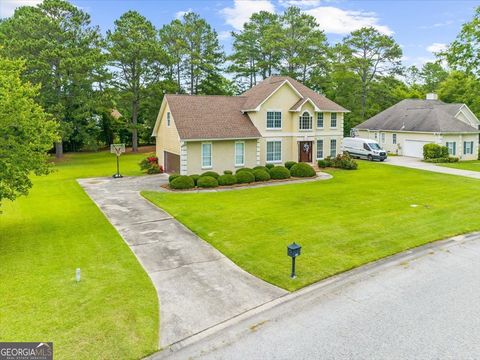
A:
110,143,125,178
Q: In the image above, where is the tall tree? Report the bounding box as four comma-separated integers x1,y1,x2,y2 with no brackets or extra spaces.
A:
179,12,224,95
106,11,161,152
421,62,448,93
280,7,329,82
342,27,402,120
159,19,185,90
438,71,480,117
445,6,480,77
0,0,105,157
0,56,58,207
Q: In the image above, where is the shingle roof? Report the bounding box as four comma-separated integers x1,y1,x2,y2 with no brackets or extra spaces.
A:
242,76,349,112
165,94,261,140
355,99,479,133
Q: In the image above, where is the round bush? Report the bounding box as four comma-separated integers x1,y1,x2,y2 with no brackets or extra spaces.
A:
189,174,200,185
290,163,316,177
223,170,233,175
169,173,180,183
236,167,254,174
170,175,194,190
269,166,290,179
265,163,275,170
236,171,255,184
253,166,268,172
317,160,328,168
218,174,237,186
284,161,297,170
253,169,271,182
201,171,219,179
197,175,219,188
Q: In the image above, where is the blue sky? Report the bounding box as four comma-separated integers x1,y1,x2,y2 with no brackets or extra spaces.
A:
2,0,479,67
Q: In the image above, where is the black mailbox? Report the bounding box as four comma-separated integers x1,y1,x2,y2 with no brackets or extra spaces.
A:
287,242,301,258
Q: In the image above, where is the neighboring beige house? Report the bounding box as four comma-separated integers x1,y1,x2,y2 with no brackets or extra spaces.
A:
152,76,349,174
354,94,480,160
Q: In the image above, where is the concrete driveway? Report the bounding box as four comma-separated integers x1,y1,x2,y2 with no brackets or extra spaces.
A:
384,156,480,179
154,232,480,359
78,175,286,348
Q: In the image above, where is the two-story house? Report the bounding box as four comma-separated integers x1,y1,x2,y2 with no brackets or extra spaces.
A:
152,76,349,174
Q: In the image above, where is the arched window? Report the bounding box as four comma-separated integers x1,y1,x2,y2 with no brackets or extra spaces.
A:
299,111,312,130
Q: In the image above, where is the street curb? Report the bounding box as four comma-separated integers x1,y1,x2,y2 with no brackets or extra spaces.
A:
146,230,480,359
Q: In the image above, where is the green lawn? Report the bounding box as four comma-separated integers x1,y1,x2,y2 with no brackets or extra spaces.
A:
143,161,480,291
0,150,158,359
439,160,480,172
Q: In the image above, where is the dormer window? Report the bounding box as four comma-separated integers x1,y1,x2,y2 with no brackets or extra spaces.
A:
299,111,312,130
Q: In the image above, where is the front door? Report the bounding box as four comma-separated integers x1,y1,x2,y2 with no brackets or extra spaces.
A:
299,141,313,163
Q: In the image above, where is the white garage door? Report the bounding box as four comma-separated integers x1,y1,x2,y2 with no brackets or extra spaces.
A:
403,140,431,158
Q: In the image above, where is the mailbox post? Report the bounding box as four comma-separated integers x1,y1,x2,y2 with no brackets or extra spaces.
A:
287,242,302,279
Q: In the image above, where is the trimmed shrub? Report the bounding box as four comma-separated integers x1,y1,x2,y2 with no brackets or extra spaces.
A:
236,170,255,184
425,156,459,163
265,163,275,170
223,170,233,175
189,174,200,185
170,175,195,190
269,166,291,179
423,143,448,160
253,169,271,182
253,166,268,172
201,171,219,179
169,173,180,183
218,174,237,186
329,152,358,170
236,167,254,174
317,159,328,168
139,156,163,174
290,163,316,177
197,176,219,188
284,161,297,170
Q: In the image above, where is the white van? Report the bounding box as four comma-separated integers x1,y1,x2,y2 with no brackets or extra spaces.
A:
342,137,387,161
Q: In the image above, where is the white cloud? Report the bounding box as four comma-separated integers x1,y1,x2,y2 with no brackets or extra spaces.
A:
420,19,454,29
218,30,232,40
426,42,447,53
279,0,321,8
0,0,42,18
220,0,275,30
175,8,192,19
306,6,393,35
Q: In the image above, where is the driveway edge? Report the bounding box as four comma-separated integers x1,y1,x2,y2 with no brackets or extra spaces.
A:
147,230,480,359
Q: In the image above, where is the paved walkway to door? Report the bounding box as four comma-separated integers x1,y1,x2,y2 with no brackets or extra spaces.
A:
78,175,287,348
384,156,480,179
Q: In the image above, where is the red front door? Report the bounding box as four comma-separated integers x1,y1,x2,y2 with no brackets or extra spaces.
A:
299,141,312,163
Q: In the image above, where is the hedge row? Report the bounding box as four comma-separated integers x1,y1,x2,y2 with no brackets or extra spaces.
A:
318,152,358,170
168,162,317,190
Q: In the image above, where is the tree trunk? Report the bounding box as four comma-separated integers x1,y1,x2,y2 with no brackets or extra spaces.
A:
190,63,194,95
177,63,181,91
361,82,367,121
131,99,139,152
55,141,63,158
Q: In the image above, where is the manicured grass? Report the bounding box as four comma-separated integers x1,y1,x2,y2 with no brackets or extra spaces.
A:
0,150,158,359
143,161,480,291
439,160,480,172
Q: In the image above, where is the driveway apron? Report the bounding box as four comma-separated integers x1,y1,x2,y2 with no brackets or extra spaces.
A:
78,175,287,347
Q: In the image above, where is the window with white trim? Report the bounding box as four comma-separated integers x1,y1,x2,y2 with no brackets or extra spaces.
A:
235,142,245,166
331,113,337,128
330,139,337,157
167,112,171,127
446,142,456,156
317,113,324,128
464,141,473,155
381,133,385,143
201,143,212,168
299,111,312,130
316,140,324,159
393,133,397,144
266,140,282,162
266,111,282,129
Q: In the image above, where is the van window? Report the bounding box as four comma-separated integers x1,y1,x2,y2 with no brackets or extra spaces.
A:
369,143,381,150
363,143,370,151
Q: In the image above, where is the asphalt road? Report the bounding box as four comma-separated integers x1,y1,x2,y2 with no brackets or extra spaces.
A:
158,233,480,359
